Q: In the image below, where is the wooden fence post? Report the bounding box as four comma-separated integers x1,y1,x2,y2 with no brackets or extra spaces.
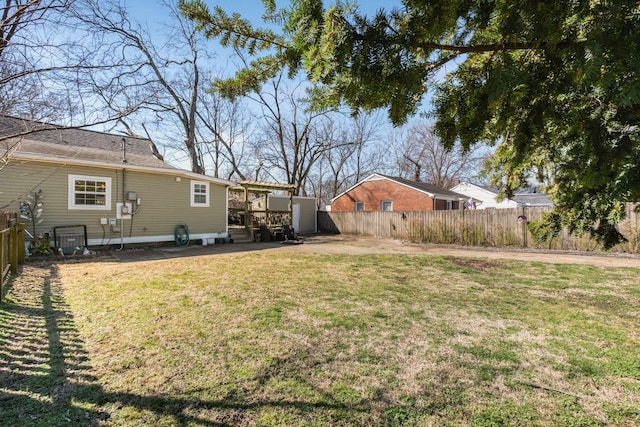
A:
17,223,26,264
9,224,18,274
0,230,6,303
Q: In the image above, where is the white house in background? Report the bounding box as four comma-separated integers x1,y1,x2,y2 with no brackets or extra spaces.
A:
450,182,553,209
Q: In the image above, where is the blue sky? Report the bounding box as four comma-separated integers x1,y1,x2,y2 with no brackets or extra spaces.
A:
125,0,405,50
124,1,403,30
126,1,270,28
122,0,410,90
125,1,403,24
94,1,465,179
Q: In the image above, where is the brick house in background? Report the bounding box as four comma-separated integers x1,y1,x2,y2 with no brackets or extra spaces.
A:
330,174,466,212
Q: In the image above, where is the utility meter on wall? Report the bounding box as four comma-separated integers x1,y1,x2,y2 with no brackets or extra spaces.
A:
116,202,133,219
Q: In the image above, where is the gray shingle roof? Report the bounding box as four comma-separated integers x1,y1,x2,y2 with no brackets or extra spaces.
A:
511,193,553,206
381,175,467,199
1,115,173,170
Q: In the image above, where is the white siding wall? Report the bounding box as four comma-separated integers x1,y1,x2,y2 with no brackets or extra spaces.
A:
451,183,518,209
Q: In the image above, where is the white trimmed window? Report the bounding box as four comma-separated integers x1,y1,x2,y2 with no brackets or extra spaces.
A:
68,175,111,210
191,180,210,207
355,201,364,211
446,200,452,210
381,200,393,211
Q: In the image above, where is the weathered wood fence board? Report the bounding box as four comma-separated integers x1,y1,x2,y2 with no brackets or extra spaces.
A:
318,204,640,253
1,212,26,302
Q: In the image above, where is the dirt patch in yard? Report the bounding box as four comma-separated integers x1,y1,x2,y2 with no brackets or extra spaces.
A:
446,257,500,272
277,234,640,268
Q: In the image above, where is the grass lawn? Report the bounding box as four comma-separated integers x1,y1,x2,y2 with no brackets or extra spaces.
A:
1,250,639,426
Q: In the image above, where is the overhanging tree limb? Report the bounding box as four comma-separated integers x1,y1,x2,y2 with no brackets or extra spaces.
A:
181,0,639,247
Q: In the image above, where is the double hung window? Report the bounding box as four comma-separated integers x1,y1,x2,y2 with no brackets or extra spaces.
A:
68,175,111,210
191,180,210,207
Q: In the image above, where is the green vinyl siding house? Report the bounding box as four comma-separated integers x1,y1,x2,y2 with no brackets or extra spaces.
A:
0,116,233,250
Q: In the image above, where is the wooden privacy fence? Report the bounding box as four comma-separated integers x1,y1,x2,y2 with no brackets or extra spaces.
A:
1,212,26,302
318,204,640,253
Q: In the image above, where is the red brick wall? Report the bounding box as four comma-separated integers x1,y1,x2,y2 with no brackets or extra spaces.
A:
332,179,437,211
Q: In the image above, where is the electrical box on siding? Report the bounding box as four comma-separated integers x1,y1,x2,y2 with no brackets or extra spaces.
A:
116,202,132,219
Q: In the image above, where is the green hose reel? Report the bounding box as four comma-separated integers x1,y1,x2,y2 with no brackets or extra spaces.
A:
174,224,190,246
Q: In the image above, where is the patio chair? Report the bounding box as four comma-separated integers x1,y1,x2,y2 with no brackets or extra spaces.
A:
282,224,296,240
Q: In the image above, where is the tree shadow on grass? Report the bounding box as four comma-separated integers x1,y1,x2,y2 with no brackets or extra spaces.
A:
0,264,375,426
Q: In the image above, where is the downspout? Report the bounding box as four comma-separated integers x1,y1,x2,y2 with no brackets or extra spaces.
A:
119,168,126,250
119,137,127,250
225,185,229,241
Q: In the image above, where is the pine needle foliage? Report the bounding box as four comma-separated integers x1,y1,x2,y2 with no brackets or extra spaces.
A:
179,0,640,247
